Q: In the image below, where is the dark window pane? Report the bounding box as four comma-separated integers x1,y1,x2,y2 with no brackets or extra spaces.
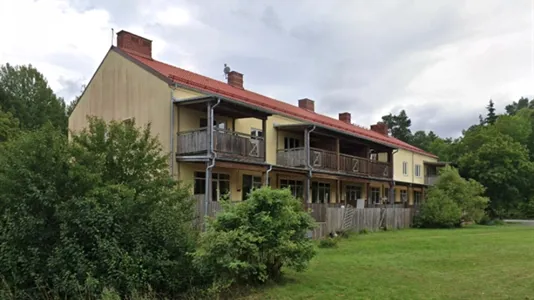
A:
219,173,230,180
194,179,205,195
242,175,252,201
200,118,207,128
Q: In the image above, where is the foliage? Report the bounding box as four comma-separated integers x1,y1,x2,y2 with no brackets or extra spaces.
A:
318,238,338,248
520,197,534,219
415,189,463,228
0,63,67,133
194,187,316,285
432,166,489,223
505,97,533,115
0,106,19,142
457,128,534,216
381,109,412,143
0,118,198,299
485,99,497,125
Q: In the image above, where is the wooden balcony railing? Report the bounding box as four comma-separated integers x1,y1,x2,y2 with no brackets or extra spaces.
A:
176,128,265,162
276,147,306,167
276,147,393,179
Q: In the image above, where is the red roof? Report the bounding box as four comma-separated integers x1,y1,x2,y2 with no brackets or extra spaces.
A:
116,47,437,158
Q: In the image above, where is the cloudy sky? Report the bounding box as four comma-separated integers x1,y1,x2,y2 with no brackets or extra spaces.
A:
0,0,533,137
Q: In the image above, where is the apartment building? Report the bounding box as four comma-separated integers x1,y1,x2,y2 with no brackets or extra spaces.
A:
69,30,440,207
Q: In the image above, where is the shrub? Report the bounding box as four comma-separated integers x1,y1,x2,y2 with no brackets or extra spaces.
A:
359,229,369,235
433,166,489,223
336,230,354,239
0,119,198,299
415,189,462,228
319,238,338,248
194,187,316,284
521,197,534,219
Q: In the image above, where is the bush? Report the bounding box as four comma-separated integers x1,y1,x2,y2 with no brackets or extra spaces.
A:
319,238,338,248
0,119,198,299
194,187,316,284
415,189,462,228
433,166,489,223
521,197,534,219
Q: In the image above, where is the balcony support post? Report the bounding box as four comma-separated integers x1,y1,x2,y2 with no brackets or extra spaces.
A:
336,138,340,171
262,117,267,162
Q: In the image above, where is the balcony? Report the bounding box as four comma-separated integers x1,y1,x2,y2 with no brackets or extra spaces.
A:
276,147,392,179
176,128,265,163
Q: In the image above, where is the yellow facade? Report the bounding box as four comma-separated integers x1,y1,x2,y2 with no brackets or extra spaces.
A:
393,149,438,184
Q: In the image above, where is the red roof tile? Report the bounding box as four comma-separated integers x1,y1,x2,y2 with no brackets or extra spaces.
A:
117,47,437,158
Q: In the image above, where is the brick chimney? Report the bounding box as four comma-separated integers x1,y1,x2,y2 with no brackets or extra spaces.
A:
227,71,244,89
116,30,152,58
298,98,315,112
339,112,351,124
370,122,389,135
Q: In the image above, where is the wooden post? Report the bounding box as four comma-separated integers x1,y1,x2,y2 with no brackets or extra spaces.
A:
204,101,213,223
262,118,267,162
366,182,371,207
336,138,340,170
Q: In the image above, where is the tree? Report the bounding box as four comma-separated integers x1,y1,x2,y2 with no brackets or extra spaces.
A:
381,109,412,143
457,127,534,217
0,118,198,299
485,99,497,125
505,97,532,115
0,63,67,133
194,187,316,284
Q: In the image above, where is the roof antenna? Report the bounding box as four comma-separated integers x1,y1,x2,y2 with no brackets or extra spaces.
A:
223,63,231,79
111,28,114,46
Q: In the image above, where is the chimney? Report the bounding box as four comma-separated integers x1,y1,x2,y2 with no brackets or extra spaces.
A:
227,71,244,89
298,98,315,112
116,30,152,58
370,122,389,135
339,112,351,124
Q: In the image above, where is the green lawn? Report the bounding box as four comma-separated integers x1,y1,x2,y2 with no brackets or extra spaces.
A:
245,225,534,300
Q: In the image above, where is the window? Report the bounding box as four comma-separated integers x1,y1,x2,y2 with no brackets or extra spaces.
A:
242,174,262,200
384,187,390,202
280,179,304,199
345,185,362,201
250,128,263,138
200,118,226,129
400,190,408,202
312,182,331,203
402,161,408,176
194,172,230,201
369,152,377,161
415,164,422,177
284,137,300,149
414,190,422,205
370,187,381,204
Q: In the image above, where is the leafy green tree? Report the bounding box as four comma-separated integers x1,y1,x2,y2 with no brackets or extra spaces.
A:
457,127,534,216
415,190,462,228
485,99,497,125
505,97,532,115
381,109,412,143
0,118,198,299
0,63,67,133
493,111,532,145
194,187,316,284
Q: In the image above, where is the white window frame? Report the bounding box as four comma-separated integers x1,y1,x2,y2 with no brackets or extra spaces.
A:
400,190,408,202
402,161,408,176
371,187,381,204
415,164,422,177
250,128,263,138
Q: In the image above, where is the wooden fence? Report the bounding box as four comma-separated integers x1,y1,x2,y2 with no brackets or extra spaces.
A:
193,195,416,239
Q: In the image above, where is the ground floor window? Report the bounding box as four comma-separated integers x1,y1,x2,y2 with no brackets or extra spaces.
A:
384,187,390,203
312,182,331,203
414,190,422,205
345,185,362,201
194,171,230,201
370,187,381,204
280,179,304,200
242,174,262,200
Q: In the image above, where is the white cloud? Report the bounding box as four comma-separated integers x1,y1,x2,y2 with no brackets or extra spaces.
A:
0,0,113,100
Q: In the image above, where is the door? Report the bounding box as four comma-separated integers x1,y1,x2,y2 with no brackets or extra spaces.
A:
345,185,362,207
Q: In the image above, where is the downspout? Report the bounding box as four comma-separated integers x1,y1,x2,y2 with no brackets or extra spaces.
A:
204,98,221,220
265,164,273,186
306,125,317,203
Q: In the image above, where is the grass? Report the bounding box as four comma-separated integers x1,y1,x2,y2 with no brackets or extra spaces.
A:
244,225,534,300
